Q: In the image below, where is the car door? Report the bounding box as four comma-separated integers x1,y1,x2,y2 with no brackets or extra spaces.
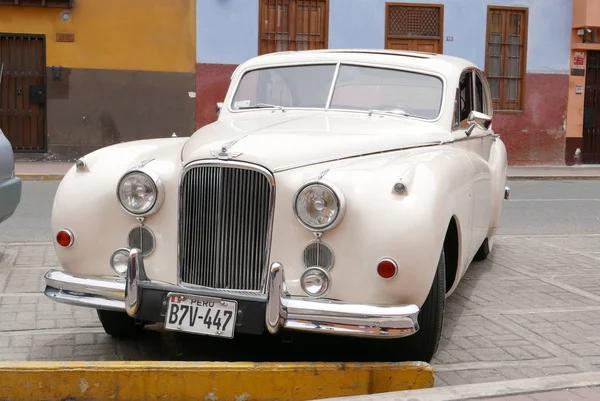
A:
451,68,493,262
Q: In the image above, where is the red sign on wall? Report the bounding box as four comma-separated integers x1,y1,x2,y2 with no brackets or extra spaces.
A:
574,51,585,69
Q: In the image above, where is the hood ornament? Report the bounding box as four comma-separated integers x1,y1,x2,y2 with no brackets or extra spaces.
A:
210,137,245,160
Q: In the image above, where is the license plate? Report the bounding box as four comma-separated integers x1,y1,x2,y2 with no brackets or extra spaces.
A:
164,293,237,339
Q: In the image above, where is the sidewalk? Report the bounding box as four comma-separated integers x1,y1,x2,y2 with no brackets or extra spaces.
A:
13,161,600,181
323,372,600,401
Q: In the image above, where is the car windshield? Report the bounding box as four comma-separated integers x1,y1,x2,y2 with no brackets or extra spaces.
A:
231,63,444,119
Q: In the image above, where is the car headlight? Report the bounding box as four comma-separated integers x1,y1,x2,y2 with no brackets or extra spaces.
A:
117,167,163,216
293,181,345,231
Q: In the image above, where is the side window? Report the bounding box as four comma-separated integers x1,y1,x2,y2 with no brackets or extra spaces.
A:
474,73,484,113
475,71,493,116
453,70,474,130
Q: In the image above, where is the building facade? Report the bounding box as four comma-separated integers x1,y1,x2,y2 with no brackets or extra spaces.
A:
0,0,196,160
196,0,574,165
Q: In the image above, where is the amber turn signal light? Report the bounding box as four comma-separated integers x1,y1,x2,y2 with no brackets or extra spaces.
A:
377,258,397,279
56,229,74,247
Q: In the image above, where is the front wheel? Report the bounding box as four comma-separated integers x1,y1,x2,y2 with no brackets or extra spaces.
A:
383,248,446,362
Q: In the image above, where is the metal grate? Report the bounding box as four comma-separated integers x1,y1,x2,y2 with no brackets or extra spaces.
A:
302,241,334,270
259,0,328,55
128,226,155,257
0,34,46,152
179,163,274,293
387,5,441,38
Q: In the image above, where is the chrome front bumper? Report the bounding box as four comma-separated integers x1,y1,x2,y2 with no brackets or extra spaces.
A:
44,249,420,339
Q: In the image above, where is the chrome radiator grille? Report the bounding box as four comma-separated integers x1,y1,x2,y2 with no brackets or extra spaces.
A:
179,163,274,293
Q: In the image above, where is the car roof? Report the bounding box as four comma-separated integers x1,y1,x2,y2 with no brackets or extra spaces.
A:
232,48,479,79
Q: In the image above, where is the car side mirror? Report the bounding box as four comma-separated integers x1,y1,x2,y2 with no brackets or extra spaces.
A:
465,110,492,136
216,102,224,117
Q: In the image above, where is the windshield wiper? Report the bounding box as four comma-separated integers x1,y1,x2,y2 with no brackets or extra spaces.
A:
367,108,411,118
239,103,286,112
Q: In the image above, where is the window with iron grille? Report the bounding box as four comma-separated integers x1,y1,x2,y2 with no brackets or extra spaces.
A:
485,6,528,112
386,3,441,39
259,0,328,55
0,0,73,7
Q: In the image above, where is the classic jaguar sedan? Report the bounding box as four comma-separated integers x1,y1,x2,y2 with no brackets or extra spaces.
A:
43,49,509,362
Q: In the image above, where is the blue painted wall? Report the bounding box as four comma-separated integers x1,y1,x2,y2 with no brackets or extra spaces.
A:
196,0,258,64
329,0,572,74
197,0,572,74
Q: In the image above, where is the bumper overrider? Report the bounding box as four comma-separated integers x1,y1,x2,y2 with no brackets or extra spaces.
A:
44,249,420,338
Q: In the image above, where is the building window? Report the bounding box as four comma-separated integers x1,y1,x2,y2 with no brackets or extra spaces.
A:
0,0,73,7
385,3,444,54
485,6,528,112
259,0,329,55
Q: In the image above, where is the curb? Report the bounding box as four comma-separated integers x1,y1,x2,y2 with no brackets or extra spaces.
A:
508,176,600,181
318,371,600,401
0,361,433,401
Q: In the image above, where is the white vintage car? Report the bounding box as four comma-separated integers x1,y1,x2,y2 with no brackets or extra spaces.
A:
44,49,509,362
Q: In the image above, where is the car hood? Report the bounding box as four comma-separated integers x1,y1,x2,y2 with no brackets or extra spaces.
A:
181,112,449,172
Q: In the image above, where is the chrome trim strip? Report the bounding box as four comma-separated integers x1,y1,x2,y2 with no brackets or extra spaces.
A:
325,61,341,109
177,159,276,297
272,141,445,173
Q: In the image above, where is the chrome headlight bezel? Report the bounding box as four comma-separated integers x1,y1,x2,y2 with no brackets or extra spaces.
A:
293,180,346,232
116,166,164,217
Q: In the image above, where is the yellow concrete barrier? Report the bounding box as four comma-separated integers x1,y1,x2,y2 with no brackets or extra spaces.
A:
16,174,64,181
0,361,433,401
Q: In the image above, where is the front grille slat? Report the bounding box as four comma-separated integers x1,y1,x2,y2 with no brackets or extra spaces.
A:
179,163,274,294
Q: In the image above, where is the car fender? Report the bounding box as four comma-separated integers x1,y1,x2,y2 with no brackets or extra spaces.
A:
269,146,475,308
51,138,188,281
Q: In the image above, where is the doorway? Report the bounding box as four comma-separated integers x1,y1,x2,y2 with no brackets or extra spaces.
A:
0,34,47,152
385,3,444,54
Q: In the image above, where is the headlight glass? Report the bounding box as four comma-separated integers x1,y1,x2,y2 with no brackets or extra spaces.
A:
118,172,157,214
295,183,341,230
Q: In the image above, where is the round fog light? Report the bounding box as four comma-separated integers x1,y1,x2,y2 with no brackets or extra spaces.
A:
110,248,130,276
300,267,331,297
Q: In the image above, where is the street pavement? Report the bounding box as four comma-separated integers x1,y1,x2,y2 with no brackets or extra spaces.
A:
5,180,600,243
2,179,600,391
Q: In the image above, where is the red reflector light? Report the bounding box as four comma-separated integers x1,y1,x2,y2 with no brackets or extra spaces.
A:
56,230,74,247
377,259,397,279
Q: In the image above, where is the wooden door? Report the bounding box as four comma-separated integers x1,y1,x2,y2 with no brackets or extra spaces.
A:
385,3,443,54
386,38,440,53
0,34,47,152
583,51,600,163
259,0,328,55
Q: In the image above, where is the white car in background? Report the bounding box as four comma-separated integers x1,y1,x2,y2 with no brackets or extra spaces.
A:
43,49,509,362
0,128,21,224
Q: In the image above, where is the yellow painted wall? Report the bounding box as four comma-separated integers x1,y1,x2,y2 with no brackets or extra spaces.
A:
0,0,195,73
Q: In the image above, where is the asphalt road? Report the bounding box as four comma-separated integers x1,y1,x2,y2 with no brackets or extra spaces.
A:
2,180,600,243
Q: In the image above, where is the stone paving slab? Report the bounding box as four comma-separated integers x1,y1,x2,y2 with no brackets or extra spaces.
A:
2,235,600,387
